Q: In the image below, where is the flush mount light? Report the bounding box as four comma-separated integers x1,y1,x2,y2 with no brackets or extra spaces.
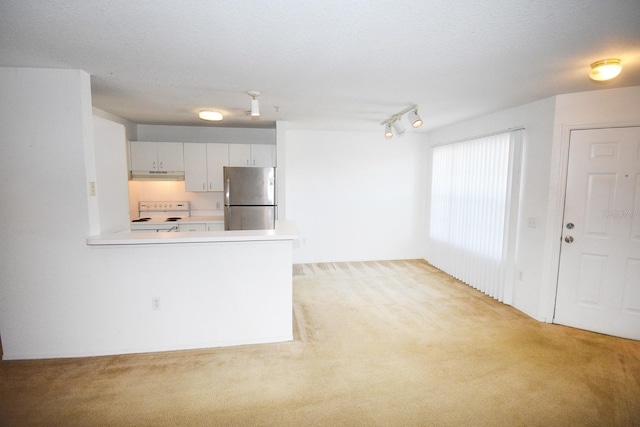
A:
198,110,223,121
407,109,423,128
248,91,260,117
589,58,622,82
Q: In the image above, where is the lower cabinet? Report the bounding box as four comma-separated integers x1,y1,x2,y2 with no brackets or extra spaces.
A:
179,223,206,232
178,222,224,232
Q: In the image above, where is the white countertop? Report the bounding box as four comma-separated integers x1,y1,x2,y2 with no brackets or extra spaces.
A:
87,220,299,246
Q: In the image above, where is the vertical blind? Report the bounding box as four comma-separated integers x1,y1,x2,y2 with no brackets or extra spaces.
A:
428,130,521,302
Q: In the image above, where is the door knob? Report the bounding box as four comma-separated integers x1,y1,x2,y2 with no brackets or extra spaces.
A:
564,235,574,243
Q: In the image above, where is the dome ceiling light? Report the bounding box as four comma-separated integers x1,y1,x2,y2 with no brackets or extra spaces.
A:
198,110,223,121
589,58,622,82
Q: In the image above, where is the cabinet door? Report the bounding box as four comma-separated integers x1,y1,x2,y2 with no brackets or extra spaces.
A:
206,222,224,231
130,141,158,171
251,144,276,167
179,223,207,232
228,144,251,166
157,142,184,171
184,143,208,191
206,143,229,191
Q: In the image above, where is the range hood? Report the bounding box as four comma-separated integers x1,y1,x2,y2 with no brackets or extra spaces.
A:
130,170,185,181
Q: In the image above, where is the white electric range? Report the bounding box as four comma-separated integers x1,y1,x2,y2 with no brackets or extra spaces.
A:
131,201,190,232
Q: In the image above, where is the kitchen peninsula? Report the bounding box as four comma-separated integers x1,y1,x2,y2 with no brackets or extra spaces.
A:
85,221,298,356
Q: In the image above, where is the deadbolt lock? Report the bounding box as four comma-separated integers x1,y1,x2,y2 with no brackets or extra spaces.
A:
566,223,574,229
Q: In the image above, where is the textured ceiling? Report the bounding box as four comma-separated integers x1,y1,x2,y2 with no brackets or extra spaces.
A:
1,0,639,131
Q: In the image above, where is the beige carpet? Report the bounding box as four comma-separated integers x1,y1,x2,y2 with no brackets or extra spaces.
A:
1,260,639,426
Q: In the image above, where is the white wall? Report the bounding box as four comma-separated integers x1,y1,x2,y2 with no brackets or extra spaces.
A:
0,68,292,359
426,85,640,321
0,67,96,357
93,115,131,232
136,124,275,144
284,129,426,263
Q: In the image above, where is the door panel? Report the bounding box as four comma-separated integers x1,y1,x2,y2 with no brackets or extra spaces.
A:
555,127,640,340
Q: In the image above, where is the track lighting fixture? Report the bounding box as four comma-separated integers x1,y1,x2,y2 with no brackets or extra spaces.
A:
248,91,260,117
381,105,423,138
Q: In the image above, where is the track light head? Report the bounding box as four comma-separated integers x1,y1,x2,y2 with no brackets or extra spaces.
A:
384,122,393,138
407,109,423,128
391,116,405,136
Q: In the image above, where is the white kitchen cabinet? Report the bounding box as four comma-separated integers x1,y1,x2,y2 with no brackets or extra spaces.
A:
178,223,207,232
206,222,224,231
228,144,276,167
183,143,207,191
130,141,184,172
206,143,229,191
251,144,276,167
228,144,252,166
184,143,229,192
178,222,223,232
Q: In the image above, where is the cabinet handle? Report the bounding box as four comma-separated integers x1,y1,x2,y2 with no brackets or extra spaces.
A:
160,161,163,170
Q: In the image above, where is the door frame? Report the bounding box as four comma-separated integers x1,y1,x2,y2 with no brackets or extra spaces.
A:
544,121,640,323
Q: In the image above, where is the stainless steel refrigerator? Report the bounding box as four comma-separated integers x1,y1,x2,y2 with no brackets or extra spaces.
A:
224,166,276,230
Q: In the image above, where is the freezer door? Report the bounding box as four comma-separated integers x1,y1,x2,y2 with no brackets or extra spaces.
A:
225,206,275,230
224,167,275,205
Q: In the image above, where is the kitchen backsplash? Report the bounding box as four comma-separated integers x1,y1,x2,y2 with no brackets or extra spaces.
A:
128,180,223,218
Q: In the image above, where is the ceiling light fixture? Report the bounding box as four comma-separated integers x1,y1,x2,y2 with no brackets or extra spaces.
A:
391,116,406,136
589,58,622,82
384,122,393,139
198,110,223,121
248,91,260,117
407,109,423,128
381,105,423,138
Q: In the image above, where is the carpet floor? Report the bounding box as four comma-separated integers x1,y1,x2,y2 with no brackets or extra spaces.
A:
1,259,639,426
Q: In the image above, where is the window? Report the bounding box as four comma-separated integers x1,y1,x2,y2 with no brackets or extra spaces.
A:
428,130,522,302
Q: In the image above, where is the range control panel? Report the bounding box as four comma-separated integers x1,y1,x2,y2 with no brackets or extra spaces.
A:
139,201,190,213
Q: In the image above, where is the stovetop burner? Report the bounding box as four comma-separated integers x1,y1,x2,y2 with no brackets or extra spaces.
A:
132,217,151,222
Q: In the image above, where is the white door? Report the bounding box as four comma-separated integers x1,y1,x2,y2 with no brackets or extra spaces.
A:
554,127,640,340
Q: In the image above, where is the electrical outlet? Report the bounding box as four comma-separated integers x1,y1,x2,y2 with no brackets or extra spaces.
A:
152,297,160,310
518,271,524,281
89,181,96,197
216,201,221,209
527,217,536,228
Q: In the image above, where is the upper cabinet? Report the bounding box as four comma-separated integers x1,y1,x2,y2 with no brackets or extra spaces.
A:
130,141,184,174
184,143,229,192
229,144,276,167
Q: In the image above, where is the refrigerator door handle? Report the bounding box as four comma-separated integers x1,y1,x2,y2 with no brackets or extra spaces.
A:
224,178,230,230
225,178,230,206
